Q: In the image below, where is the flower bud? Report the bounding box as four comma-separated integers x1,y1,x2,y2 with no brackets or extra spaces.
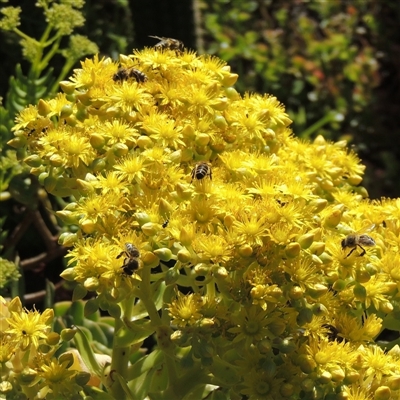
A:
81,219,96,234
177,248,191,263
222,73,239,87
308,284,328,299
289,286,303,300
379,301,393,313
309,198,328,213
137,135,153,149
112,143,129,157
153,248,173,262
83,277,99,292
224,87,240,99
60,104,73,117
297,355,317,374
319,252,333,264
91,158,106,172
49,154,64,167
323,205,344,228
142,252,159,268
213,266,228,278
214,115,228,128
61,328,77,342
195,132,210,146
60,267,76,281
353,283,366,301
318,371,332,384
355,268,370,283
182,124,195,139
165,268,180,286
142,222,160,236
38,99,51,116
75,372,91,386
90,133,106,149
297,233,314,249
223,133,236,143
238,244,252,257
58,232,78,247
374,386,391,400
7,136,27,148
169,149,182,163
280,383,294,397
347,174,363,186
329,367,345,382
159,198,174,217
20,368,38,384
59,80,76,94
332,279,346,291
309,241,325,256
386,375,400,391
194,263,210,275
180,227,194,246
211,98,228,111
107,303,121,319
285,242,301,258
46,332,60,346
24,155,42,167
311,303,328,316
296,307,313,326
176,183,192,200
210,142,225,153
76,179,95,195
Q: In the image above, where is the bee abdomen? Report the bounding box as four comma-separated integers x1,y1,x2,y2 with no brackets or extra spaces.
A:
113,67,147,83
191,162,212,182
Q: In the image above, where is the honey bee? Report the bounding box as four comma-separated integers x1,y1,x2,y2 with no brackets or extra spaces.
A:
116,243,140,275
113,67,148,83
191,162,212,183
150,35,185,52
322,324,344,343
341,224,376,258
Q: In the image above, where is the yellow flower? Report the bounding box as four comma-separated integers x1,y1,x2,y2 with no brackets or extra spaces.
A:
114,153,146,184
343,385,373,400
240,369,284,400
107,81,154,113
333,313,382,344
13,105,40,130
70,54,114,89
233,212,269,246
192,233,233,264
360,345,396,382
0,336,16,362
283,256,320,291
6,307,53,350
229,305,275,345
97,119,139,146
38,358,81,399
168,292,204,327
95,171,131,196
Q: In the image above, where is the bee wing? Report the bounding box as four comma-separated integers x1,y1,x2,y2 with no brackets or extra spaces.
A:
355,223,375,235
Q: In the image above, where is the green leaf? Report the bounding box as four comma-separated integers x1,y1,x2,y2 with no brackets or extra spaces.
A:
73,326,103,377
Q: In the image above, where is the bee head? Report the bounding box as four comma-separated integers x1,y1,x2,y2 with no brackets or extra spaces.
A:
341,239,346,249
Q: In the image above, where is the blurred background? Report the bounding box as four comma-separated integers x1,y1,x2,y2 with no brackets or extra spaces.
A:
1,0,399,303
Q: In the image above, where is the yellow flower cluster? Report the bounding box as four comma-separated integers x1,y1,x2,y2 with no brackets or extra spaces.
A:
0,296,91,399
10,45,400,399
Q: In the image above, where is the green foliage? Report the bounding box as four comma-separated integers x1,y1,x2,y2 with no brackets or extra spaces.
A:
201,1,380,140
0,258,20,291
